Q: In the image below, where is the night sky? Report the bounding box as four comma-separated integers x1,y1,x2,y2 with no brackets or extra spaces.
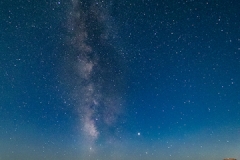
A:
1,0,240,160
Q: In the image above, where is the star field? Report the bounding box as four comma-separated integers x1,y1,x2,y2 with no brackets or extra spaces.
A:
0,0,239,160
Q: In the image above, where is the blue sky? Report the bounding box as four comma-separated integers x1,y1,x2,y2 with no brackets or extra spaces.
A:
0,0,239,159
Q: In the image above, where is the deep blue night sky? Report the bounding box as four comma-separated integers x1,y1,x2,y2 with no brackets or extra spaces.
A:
0,0,240,160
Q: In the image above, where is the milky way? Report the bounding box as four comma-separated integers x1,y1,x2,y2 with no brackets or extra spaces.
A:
66,0,125,147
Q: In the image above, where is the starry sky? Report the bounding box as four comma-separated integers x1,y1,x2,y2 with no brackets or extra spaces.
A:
0,0,240,160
